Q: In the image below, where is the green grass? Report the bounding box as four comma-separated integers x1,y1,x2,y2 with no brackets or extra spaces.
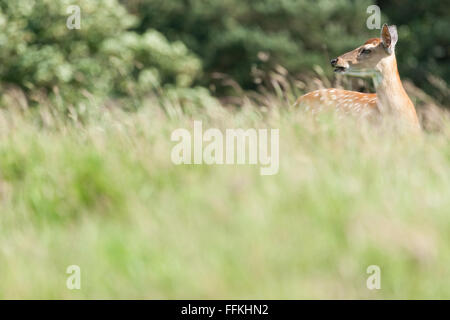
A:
0,102,449,299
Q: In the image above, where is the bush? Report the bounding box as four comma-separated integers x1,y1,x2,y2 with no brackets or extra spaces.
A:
0,0,204,108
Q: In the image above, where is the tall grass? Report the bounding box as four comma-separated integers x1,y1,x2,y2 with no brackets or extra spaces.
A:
0,88,449,299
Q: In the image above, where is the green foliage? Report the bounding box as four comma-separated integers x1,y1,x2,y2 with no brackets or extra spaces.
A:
0,0,203,107
124,0,376,89
0,0,446,107
124,0,448,103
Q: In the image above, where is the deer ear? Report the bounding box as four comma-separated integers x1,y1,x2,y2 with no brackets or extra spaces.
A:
381,24,398,54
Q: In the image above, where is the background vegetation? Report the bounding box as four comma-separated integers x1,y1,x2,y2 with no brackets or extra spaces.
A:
0,0,449,298
1,0,448,108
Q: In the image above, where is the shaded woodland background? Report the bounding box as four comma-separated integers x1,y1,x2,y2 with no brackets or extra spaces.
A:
0,0,448,111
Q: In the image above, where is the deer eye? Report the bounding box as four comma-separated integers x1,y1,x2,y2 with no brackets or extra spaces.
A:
361,48,372,55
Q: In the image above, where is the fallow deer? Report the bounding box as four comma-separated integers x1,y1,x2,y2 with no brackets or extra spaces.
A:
295,24,420,130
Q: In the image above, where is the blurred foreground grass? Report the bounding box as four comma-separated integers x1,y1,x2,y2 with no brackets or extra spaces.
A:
0,100,449,299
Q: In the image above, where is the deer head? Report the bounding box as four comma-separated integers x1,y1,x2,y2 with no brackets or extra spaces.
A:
330,24,398,82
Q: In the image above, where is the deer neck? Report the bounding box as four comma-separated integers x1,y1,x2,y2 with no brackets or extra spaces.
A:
374,54,419,127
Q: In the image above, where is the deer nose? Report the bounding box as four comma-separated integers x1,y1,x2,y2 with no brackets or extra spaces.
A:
330,58,338,66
